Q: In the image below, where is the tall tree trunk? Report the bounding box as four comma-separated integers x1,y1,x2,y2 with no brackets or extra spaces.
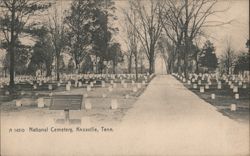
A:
112,61,116,74
56,54,60,81
9,6,16,90
134,52,138,81
128,53,132,74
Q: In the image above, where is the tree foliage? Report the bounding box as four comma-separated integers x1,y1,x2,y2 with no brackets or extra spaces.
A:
0,0,51,89
199,40,217,72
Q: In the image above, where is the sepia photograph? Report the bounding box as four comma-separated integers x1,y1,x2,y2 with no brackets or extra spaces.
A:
0,0,249,155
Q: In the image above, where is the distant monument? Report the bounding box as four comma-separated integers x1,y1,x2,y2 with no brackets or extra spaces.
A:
155,53,167,75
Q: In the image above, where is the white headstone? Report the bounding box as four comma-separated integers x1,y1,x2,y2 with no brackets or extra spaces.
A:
198,80,201,85
111,99,118,109
37,98,44,108
187,80,191,85
85,99,92,110
16,100,22,107
217,84,222,89
200,87,204,93
235,94,239,99
133,87,137,92
193,84,197,89
101,81,105,88
57,82,61,87
233,87,238,93
66,84,71,91
108,86,113,92
211,94,215,99
125,94,129,99
205,84,209,89
20,91,25,95
87,85,91,92
230,104,236,111
5,91,10,95
78,82,82,87
48,84,52,90
242,84,247,89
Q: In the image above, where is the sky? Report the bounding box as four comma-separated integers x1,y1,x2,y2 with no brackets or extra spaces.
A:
0,0,249,64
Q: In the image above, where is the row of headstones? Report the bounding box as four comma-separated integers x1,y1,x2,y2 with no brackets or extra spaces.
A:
65,79,146,93
0,74,150,89
172,73,242,111
2,78,147,96
15,97,122,110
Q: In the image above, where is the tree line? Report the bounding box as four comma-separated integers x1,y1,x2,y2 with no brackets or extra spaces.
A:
0,0,249,92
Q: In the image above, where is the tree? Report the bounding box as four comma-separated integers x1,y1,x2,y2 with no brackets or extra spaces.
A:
220,40,236,74
124,0,163,74
1,41,31,75
0,0,51,91
107,42,123,74
234,52,249,74
123,3,140,79
198,40,217,72
159,0,231,77
64,0,96,72
28,27,54,77
91,0,118,74
48,6,66,81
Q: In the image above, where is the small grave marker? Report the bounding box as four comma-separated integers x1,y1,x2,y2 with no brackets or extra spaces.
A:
87,85,91,92
16,100,22,107
85,99,92,110
48,84,52,90
111,99,118,109
193,84,197,89
66,84,71,91
133,87,137,92
37,98,44,108
211,94,215,99
235,94,239,99
200,87,204,93
233,87,238,93
230,104,236,111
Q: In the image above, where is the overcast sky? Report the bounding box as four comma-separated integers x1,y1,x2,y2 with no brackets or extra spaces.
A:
0,0,249,60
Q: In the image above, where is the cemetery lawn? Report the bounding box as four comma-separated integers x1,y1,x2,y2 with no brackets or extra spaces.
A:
0,76,153,125
175,77,250,124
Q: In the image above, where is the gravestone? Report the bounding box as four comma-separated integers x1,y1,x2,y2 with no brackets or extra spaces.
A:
16,100,22,107
230,104,236,111
205,84,209,89
211,94,215,99
233,87,238,93
48,84,52,90
235,94,239,99
111,99,118,110
200,87,204,93
217,84,222,89
66,84,71,91
37,98,44,108
85,99,92,110
87,85,91,92
133,87,137,92
108,86,113,92
193,84,197,89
